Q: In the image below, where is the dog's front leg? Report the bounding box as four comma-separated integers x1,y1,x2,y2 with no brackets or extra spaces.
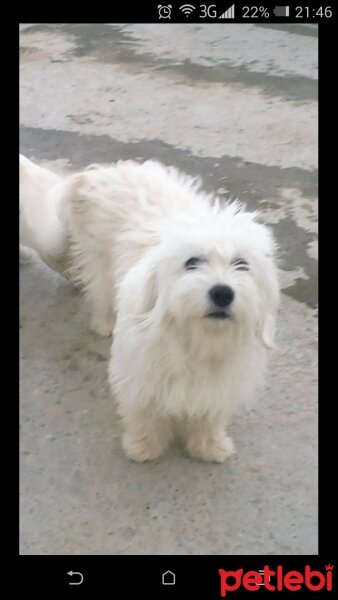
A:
89,284,115,337
91,309,115,337
184,417,235,463
121,407,173,462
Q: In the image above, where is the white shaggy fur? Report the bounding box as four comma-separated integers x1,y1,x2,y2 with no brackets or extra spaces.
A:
19,154,70,276
66,160,279,463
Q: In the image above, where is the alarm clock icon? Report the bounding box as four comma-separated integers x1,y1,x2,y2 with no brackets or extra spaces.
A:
158,5,172,19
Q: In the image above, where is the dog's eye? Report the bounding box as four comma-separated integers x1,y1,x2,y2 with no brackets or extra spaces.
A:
185,257,202,270
232,258,249,271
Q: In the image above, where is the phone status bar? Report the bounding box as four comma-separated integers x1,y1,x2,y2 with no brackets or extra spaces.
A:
156,4,334,22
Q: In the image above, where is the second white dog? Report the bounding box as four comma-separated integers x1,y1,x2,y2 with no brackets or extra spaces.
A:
66,160,279,462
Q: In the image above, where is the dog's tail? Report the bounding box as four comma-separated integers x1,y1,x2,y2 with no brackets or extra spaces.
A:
20,154,61,191
19,155,71,276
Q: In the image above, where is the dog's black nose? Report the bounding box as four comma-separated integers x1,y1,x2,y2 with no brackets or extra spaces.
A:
209,285,235,308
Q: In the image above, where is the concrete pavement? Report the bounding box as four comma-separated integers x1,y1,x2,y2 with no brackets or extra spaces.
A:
20,23,318,555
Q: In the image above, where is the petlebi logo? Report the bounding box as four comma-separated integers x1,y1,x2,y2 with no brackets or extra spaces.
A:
218,564,334,596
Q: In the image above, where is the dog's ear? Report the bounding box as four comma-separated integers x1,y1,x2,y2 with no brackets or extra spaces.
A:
256,312,276,349
136,263,158,314
119,252,159,317
255,263,279,349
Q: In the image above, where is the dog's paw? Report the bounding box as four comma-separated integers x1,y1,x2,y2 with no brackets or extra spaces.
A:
122,433,167,462
186,430,235,463
90,316,114,337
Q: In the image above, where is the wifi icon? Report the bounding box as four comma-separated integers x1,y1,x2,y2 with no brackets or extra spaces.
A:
179,4,196,17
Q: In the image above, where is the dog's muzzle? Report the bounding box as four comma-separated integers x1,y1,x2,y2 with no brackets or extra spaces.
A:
206,284,235,320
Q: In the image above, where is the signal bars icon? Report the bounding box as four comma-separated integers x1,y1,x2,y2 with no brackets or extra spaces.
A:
219,4,235,19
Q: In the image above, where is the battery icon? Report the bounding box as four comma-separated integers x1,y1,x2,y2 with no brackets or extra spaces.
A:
273,6,290,17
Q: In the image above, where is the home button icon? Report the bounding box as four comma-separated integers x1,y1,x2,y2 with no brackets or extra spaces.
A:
162,570,175,585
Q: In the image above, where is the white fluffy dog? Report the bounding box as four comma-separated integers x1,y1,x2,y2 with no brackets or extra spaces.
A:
67,160,279,463
19,154,69,276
